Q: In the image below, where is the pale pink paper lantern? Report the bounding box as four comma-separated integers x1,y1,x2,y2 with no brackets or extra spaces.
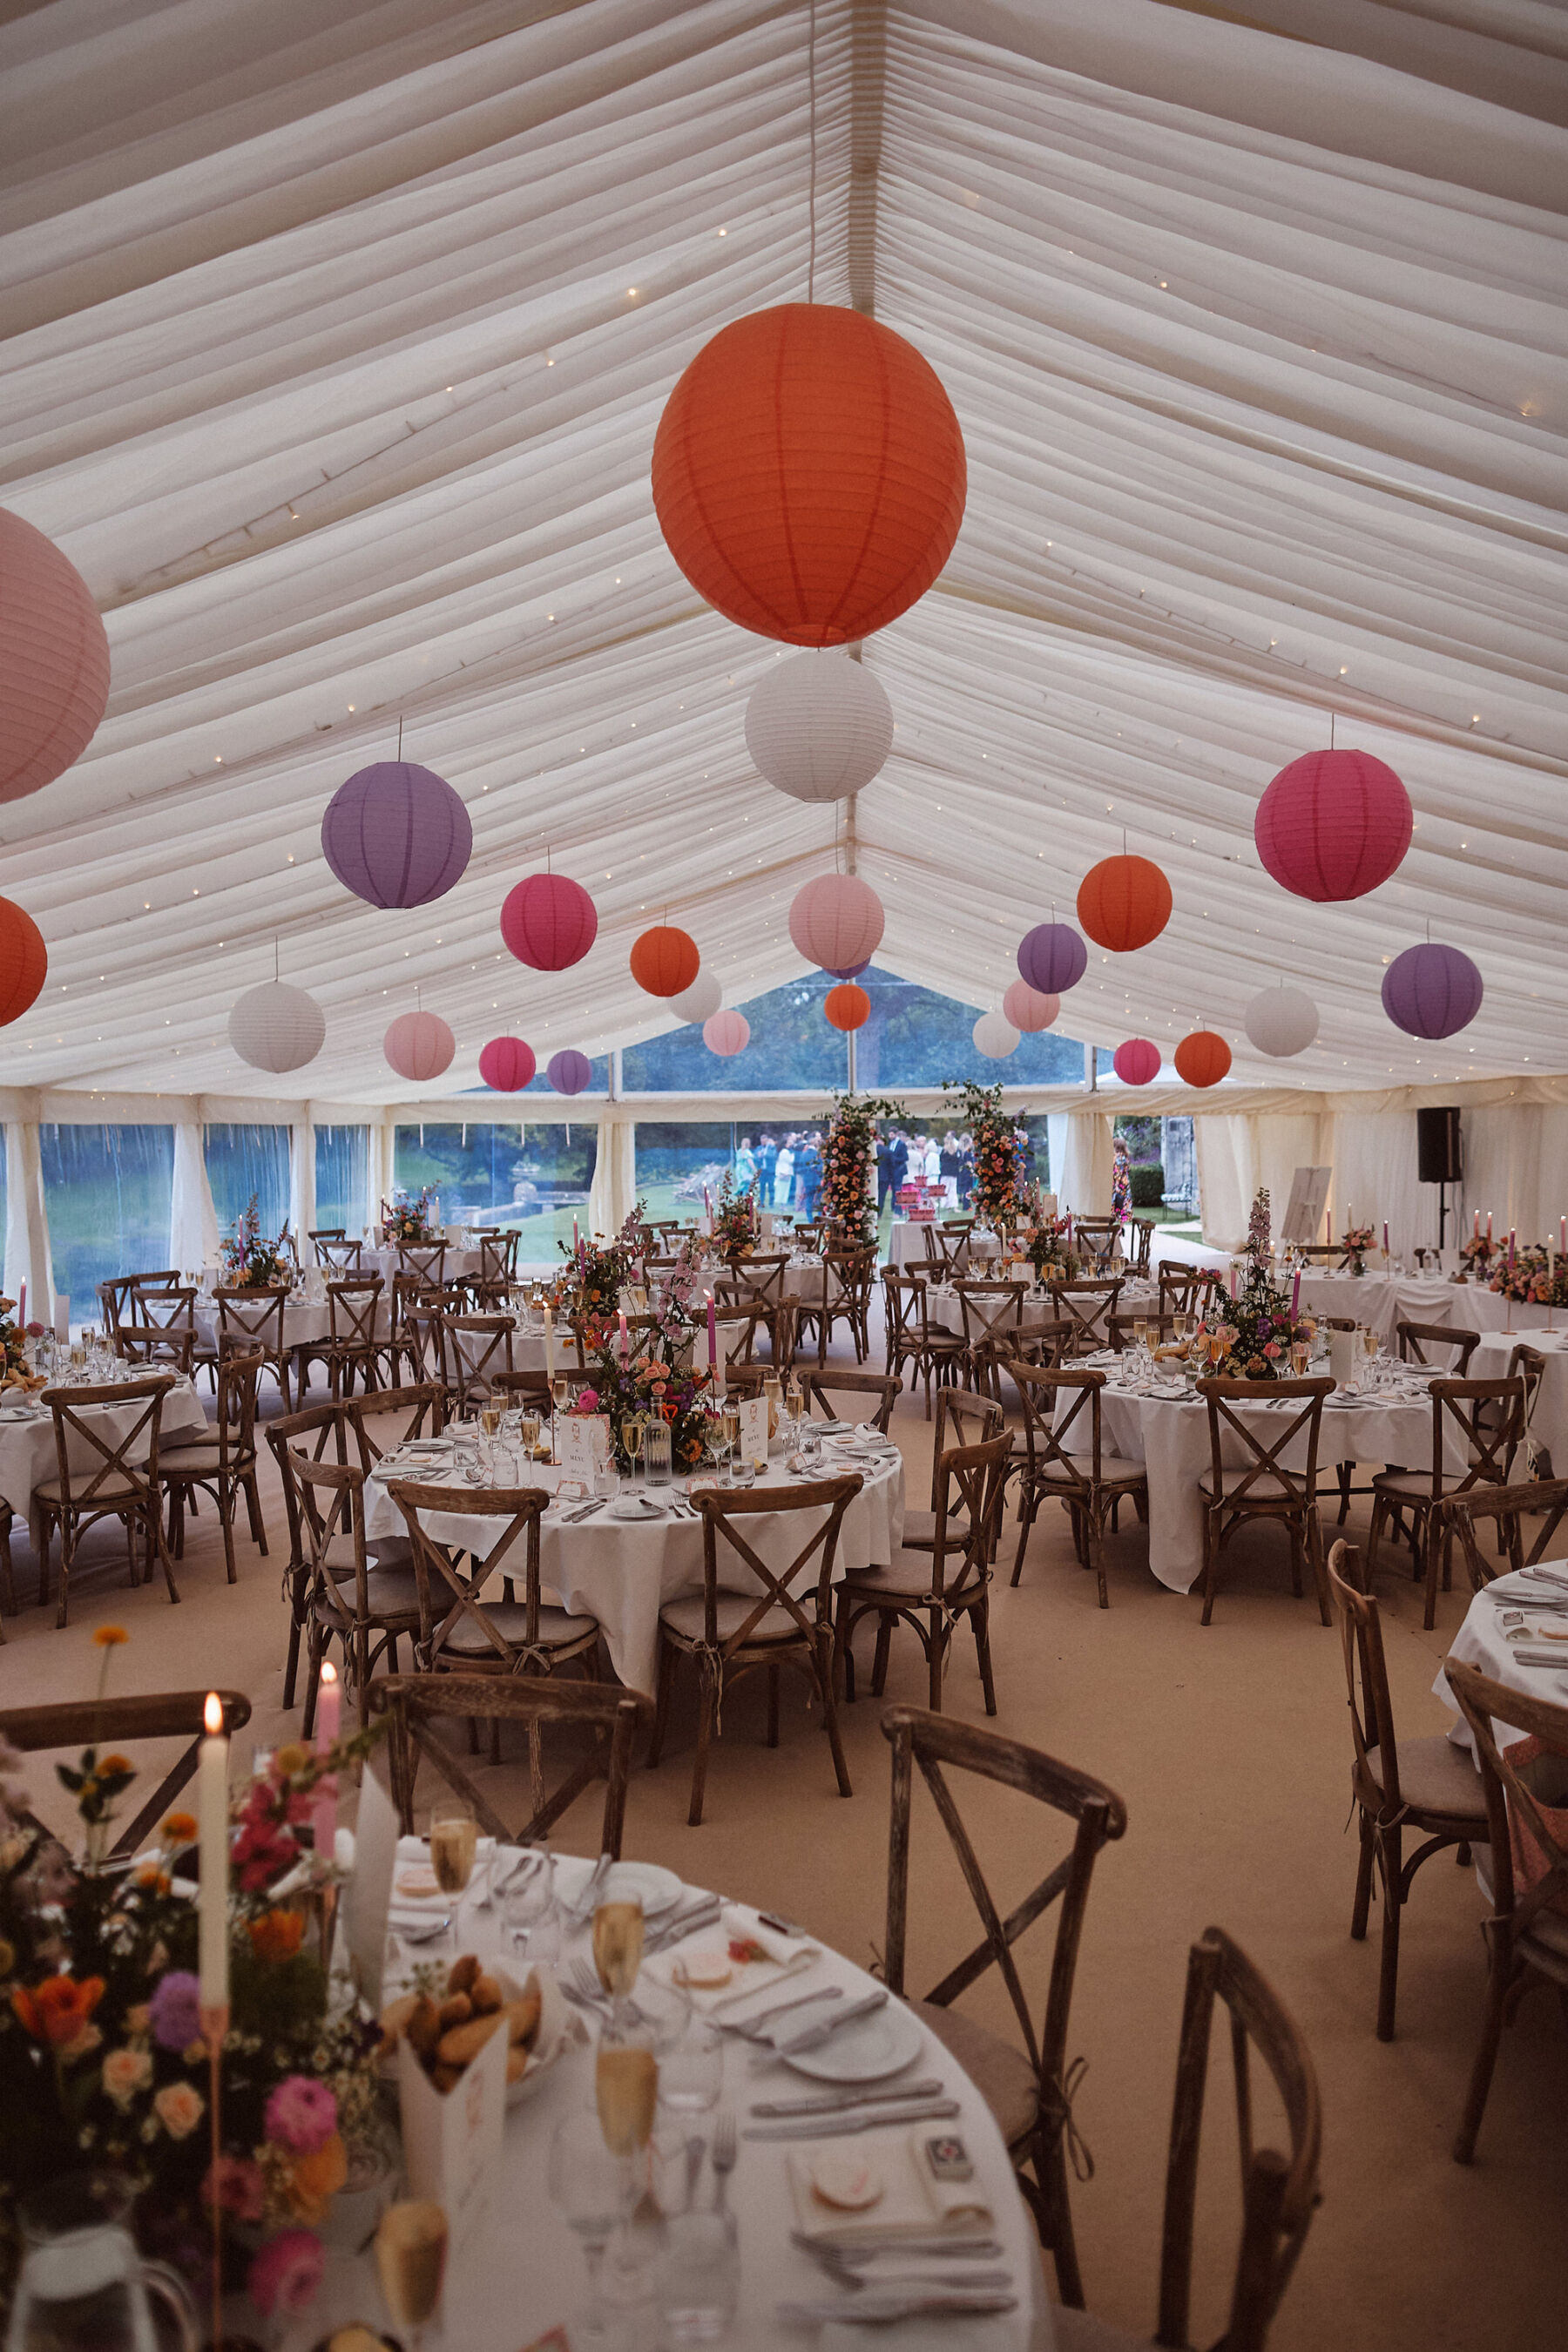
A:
384,1009,456,1083
704,1010,750,1057
1003,979,1058,1034
0,509,112,802
788,874,884,973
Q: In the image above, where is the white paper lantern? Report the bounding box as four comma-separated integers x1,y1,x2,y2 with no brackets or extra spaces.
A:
1244,985,1320,1058
745,652,895,802
672,971,722,1024
1003,979,1058,1034
228,981,325,1074
704,1009,750,1057
788,874,885,973
973,1011,1019,1060
384,1008,456,1082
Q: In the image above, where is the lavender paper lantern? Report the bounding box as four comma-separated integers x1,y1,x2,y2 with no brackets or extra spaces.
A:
704,1010,750,1058
1382,943,1483,1040
1112,1037,1160,1086
1017,922,1086,996
788,875,884,973
478,1035,537,1092
547,1048,592,1095
321,762,471,908
384,1010,455,1083
825,960,869,983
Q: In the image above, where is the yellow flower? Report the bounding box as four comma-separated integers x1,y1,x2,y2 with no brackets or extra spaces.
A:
283,2132,348,2225
273,1742,311,1778
153,2081,205,2140
92,1625,129,1649
160,1811,198,1848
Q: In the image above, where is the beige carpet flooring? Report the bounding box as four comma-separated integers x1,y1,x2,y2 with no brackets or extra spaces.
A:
2,1338,1562,2352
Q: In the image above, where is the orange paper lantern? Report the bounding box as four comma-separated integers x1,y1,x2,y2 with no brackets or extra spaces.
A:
824,982,870,1033
0,898,47,1026
652,306,966,645
1077,855,1172,953
629,924,700,998
1174,1030,1231,1089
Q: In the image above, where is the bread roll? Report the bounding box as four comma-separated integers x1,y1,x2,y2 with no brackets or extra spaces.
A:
436,2009,506,2068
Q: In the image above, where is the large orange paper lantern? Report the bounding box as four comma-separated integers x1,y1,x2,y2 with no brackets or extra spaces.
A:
0,898,47,1025
629,925,700,998
0,510,111,803
1174,1030,1231,1089
1078,855,1172,952
824,983,870,1032
652,306,966,645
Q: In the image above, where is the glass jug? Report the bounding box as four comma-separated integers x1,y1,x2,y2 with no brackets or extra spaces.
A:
642,1419,672,1487
6,2174,199,2352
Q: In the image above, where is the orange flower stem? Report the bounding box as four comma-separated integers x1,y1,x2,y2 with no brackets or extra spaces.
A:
201,2004,228,2352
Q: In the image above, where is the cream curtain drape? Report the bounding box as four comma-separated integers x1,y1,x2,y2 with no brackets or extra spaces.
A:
3,1125,53,1326
1046,1111,1114,1216
169,1121,220,1273
288,1118,315,1247
589,1119,639,1240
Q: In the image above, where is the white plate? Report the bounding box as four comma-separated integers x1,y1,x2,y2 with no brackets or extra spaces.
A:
783,1999,925,2085
601,1859,683,1918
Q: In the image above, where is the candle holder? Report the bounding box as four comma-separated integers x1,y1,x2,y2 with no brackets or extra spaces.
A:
199,2004,230,2352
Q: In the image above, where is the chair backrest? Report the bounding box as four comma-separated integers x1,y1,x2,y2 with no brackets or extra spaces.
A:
208,1345,264,1470
316,1235,363,1273
479,1232,520,1285
881,1706,1127,2180
1504,1346,1546,1472
132,1283,196,1338
348,1382,447,1465
289,1449,377,1653
1326,1539,1401,1812
445,1314,515,1409
713,1301,767,1367
1010,1363,1108,1489
927,1430,1011,1602
1050,1278,1124,1352
692,1477,862,1658
1434,1474,1568,1593
1396,1319,1478,1375
1152,1927,1322,2352
328,1277,383,1351
400,1303,451,1390
98,1276,138,1337
370,1672,652,1853
215,1288,285,1351
1128,1216,1155,1276
385,1479,551,1664
0,1689,251,1862
397,1240,448,1287
924,1385,1004,1510
491,1366,553,1414
955,1279,1027,1351
267,1399,355,1577
47,1377,173,1515
1445,1657,1568,1953
1158,1262,1212,1317
923,1221,970,1272
117,1325,196,1377
1424,1375,1526,1499
728,1252,788,1308
881,1270,926,1349
1109,1309,1176,1355
1197,1377,1334,1509
801,1368,902,1434
1073,1217,1121,1273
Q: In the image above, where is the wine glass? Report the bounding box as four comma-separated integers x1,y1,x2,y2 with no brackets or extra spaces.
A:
375,2199,448,2352
550,2109,635,2350
1290,1339,1310,1376
593,1897,645,2005
720,1404,740,1484
621,1415,645,1494
480,1404,502,1442
428,1798,478,1927
519,1411,542,1461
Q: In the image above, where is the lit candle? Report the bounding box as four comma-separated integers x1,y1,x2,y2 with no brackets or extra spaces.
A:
1487,1211,1493,1240
1561,1216,1565,1255
17,1281,24,1328
1382,1220,1389,1254
1347,1204,1353,1232
618,1309,628,1360
198,1693,230,2013
572,1214,579,1254
1473,1210,1480,1238
706,1292,717,1368
312,1662,340,1859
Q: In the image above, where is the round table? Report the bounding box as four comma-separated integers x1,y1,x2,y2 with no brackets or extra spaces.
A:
0,1375,211,1544
887,1224,1000,1270
1470,1326,1568,1477
362,1440,905,1693
923,1280,1159,1345
1439,1567,1568,1752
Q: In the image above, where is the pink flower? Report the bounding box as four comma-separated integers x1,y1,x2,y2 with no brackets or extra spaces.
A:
575,1387,598,1412
101,2045,152,2109
203,2155,266,2222
248,2227,324,2321
265,2073,338,2154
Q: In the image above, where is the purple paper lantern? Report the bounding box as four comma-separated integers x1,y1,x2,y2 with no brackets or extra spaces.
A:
547,1048,592,1095
1382,943,1484,1040
321,762,471,908
1017,922,1086,996
825,960,869,983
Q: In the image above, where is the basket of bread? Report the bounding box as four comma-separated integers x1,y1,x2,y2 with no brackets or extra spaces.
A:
379,1952,580,2105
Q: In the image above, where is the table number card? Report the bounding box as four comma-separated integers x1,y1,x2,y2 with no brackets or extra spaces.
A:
557,1413,609,1484
740,1396,768,1469
342,1762,399,2010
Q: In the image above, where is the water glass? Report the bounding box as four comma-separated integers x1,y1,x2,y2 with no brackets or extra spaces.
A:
505,1869,561,1965
658,2017,722,2116
657,2208,740,2344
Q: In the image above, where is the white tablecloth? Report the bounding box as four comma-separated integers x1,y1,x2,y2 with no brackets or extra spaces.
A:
364,1446,904,1693
1437,1567,1568,1751
1289,1267,1565,1349
887,1223,998,1268
1088,1375,1462,1593
1470,1327,1568,1477
362,1244,484,1285
0,1378,211,1539
923,1281,1159,1343
299,1851,1041,2352
195,1297,394,1357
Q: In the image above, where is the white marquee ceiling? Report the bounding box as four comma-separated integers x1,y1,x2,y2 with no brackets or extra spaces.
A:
1,0,1565,1105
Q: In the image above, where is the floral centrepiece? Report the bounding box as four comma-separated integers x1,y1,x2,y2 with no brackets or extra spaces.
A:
1342,1223,1375,1278
0,1294,44,1394
823,1094,904,1250
712,1170,761,1256
1018,1206,1081,1283
552,1208,644,1330
1459,1230,1496,1278
1199,1188,1315,1380
1488,1246,1568,1309
383,1187,438,1247
943,1079,1017,1235
567,1215,714,1471
220,1192,291,1289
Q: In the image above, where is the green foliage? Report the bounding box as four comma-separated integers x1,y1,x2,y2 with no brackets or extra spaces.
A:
1130,1164,1166,1207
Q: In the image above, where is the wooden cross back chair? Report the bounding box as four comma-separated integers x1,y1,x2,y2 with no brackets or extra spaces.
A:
882,1269,966,1417
214,1285,293,1408
648,1475,861,1825
1326,1541,1490,2042
1054,1926,1322,2352
1127,1215,1155,1277
347,1381,448,1471
881,1707,1127,2308
835,1431,1010,1714
478,1231,520,1287
0,1691,250,1863
395,1240,448,1289
1009,1364,1148,1607
1050,1278,1125,1356
314,1233,363,1274
1071,1218,1122,1274
1195,1376,1335,1625
291,1447,422,1732
267,1399,353,1709
159,1343,267,1587
899,1386,1004,1555
128,1282,199,1369
370,1673,652,1855
1433,1474,1568,1598
720,1253,791,1359
923,1218,976,1274
801,1366,902,1435
1157,1262,1215,1319
444,1314,516,1414
37,1375,179,1627
712,1299,767,1370
1368,1375,1528,1626
116,1322,197,1379
954,1279,1029,1396
1396,1319,1480,1375
821,1245,876,1362
322,1276,386,1400
1443,1658,1568,2166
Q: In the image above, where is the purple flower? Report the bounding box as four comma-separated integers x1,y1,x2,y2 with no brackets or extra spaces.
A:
248,2227,324,2320
265,2073,338,2153
148,1970,202,2052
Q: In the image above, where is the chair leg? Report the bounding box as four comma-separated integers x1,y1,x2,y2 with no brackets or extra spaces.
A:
1366,1494,1388,1583
1337,1461,1352,1524
1010,1490,1037,1588
973,1598,997,1716
220,1486,238,1586
1453,1937,1511,2163
247,1471,268,1553
870,1612,893,1697
927,1605,944,1713
1423,1517,1443,1632
1307,1509,1331,1625
647,1639,676,1767
1200,1507,1222,1626
1375,1823,1403,2042
1034,2123,1085,2308
815,1630,853,1798
1087,1504,1109,1611
688,1661,716,1826
1350,1809,1375,1941
766,1664,781,1748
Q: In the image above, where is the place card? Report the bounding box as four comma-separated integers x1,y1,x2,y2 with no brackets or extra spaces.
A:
397,2017,507,2255
343,1763,399,2010
557,1413,609,1484
740,1396,768,1470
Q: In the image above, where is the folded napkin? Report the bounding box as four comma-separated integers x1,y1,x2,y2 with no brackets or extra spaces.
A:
787,2128,993,2245
644,1907,816,2007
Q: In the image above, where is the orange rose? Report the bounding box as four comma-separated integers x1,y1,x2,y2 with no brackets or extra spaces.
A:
12,1974,105,2047
160,1811,198,1848
247,1909,306,1964
284,2132,348,2224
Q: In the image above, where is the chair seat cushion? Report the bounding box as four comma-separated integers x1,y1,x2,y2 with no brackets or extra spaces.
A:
659,1592,808,1646
841,1551,984,1606
1044,1450,1146,1485
906,1998,1037,2146
1197,1473,1300,1505
1371,1470,1470,1501
35,1474,145,1509
1364,1735,1490,1827
438,1599,598,1656
314,1565,422,1622
159,1442,246,1476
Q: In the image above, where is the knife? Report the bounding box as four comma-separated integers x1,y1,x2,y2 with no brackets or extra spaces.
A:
725,1983,841,2038
750,2077,942,2118
747,2098,960,2144
774,1986,888,2054
777,2288,1017,2322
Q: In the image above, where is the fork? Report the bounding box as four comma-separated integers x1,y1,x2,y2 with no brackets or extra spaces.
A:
711,2110,736,2214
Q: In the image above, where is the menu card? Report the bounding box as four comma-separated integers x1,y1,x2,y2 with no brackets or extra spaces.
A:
740,1396,769,1469
342,1763,399,2010
557,1413,610,1483
398,2021,507,2254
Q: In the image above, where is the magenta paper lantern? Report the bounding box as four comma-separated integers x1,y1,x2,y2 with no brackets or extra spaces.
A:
0,509,111,803
321,761,471,908
478,1035,536,1092
1382,943,1483,1039
704,1010,750,1057
1255,748,1412,902
384,1010,456,1083
1113,1037,1161,1086
547,1048,592,1095
788,874,885,973
501,873,598,970
1003,979,1058,1033
1017,922,1086,995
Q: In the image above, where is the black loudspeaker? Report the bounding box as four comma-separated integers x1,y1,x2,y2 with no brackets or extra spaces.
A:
1417,1105,1462,1185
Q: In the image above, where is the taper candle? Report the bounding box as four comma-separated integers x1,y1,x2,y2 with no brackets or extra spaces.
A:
198,1693,229,2011
312,1662,340,1860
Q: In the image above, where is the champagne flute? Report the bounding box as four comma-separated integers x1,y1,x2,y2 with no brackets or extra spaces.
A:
481,1404,502,1441
552,1373,571,1459
596,2031,659,2159
375,2199,448,2352
720,1403,740,1484
550,2110,634,2349
593,1897,645,2003
519,1410,542,1461
1290,1338,1310,1376
621,1415,645,1494
428,1798,478,1922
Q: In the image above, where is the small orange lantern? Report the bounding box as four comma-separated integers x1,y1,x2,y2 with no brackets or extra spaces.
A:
1174,1030,1231,1088
629,925,700,998
824,983,870,1033
0,898,47,1025
1077,855,1172,953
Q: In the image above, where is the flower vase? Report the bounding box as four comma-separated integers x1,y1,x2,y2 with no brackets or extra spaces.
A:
1349,1254,1366,1278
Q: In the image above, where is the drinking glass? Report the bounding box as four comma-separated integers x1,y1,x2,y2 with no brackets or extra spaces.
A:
480,1405,502,1441
643,1417,672,1487
428,1800,477,1902
519,1411,542,1461
657,2209,740,2346
621,1416,645,1493
549,2110,635,2350
375,2198,448,2352
658,2015,722,2116
595,2025,659,2159
1173,1311,1189,1344
506,1868,561,1965
720,1405,740,1484
1290,1340,1310,1376
593,1898,645,2002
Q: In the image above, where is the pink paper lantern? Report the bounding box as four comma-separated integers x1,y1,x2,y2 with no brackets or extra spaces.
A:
0,509,111,803
704,1010,750,1057
384,1010,456,1083
1003,979,1058,1034
1113,1037,1161,1086
547,1049,592,1095
500,872,598,970
478,1035,537,1092
788,874,885,973
1254,748,1412,902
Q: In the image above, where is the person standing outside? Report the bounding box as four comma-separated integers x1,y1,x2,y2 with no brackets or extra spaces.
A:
774,1134,795,1211
734,1135,757,1194
889,1129,909,1215
757,1132,778,1207
956,1132,975,1208
801,1131,824,1222
876,1130,895,1213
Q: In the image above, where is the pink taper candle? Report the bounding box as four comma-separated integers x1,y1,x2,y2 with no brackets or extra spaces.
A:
618,1309,628,1360
312,1660,340,1858
706,1292,717,1367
